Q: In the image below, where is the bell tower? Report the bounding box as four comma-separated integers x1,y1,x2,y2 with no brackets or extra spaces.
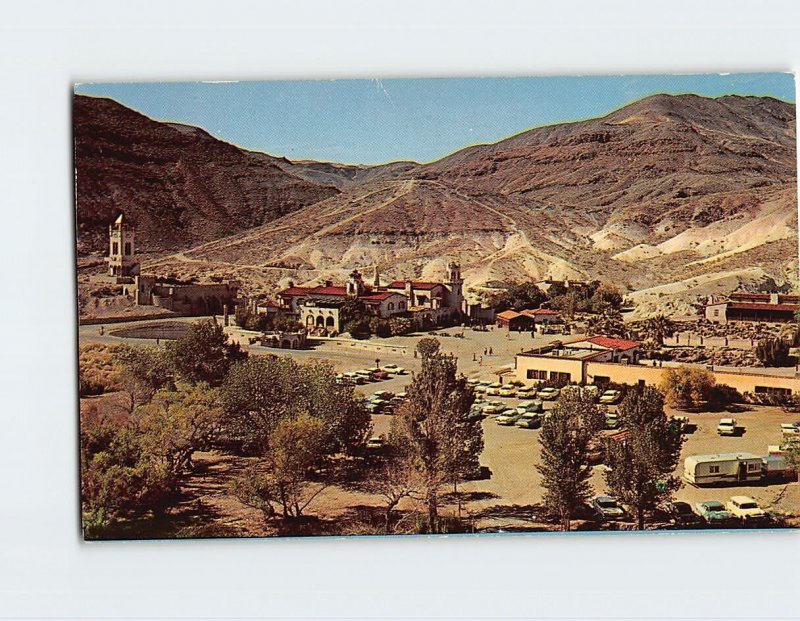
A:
107,214,140,278
445,261,464,313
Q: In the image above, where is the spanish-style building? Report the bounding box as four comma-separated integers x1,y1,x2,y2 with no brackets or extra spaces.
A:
704,292,800,324
276,263,466,335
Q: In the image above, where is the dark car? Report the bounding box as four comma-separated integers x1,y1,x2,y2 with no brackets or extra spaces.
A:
665,501,701,528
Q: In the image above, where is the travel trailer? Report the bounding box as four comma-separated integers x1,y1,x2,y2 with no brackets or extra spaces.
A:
683,452,764,486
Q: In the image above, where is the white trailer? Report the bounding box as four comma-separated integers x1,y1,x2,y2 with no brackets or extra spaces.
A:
683,452,763,486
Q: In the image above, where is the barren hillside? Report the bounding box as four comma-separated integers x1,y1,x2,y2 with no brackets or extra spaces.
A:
143,94,796,315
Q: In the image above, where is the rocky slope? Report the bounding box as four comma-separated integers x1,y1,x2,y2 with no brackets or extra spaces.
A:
155,94,796,315
74,94,339,254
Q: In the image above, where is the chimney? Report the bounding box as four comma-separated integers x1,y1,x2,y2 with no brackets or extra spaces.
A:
405,280,413,306
325,279,333,287
288,280,295,288
770,293,779,304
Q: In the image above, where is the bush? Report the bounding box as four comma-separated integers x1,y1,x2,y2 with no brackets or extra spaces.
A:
660,366,716,410
756,337,792,367
79,343,125,396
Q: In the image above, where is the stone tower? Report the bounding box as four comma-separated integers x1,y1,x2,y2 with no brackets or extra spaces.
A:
445,261,464,314
107,214,140,278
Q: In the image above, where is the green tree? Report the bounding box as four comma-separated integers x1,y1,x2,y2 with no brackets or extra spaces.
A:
488,282,548,312
134,383,224,479
536,390,606,531
642,314,675,347
585,306,627,338
117,345,175,406
230,413,329,520
389,353,480,533
660,366,716,410
415,336,441,359
604,386,684,530
755,337,792,367
166,318,247,386
590,282,624,312
221,357,370,455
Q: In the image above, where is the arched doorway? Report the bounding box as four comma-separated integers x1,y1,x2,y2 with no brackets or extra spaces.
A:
306,315,314,326
316,315,325,327
326,316,335,329
281,339,291,349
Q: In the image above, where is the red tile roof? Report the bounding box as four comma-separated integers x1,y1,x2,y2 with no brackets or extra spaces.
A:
496,310,522,320
278,285,349,297
386,281,440,290
584,336,642,351
360,292,402,302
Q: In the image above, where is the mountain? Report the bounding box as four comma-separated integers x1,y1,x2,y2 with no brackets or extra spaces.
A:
154,93,796,315
273,158,419,190
73,94,339,254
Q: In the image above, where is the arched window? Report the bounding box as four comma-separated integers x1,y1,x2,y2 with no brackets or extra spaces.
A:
388,302,394,310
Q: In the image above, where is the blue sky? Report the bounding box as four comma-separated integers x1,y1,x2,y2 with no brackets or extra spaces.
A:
75,73,795,165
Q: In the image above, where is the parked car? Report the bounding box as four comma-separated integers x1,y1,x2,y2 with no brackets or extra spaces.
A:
516,412,542,429
781,422,800,437
592,495,625,521
664,501,701,528
726,496,768,525
516,386,537,399
482,400,506,416
516,399,543,414
498,385,516,398
366,399,385,414
485,382,503,396
364,436,386,457
466,378,481,387
496,409,522,426
343,371,366,385
538,387,560,401
717,418,737,436
356,369,377,382
381,363,406,375
605,412,620,429
598,389,623,405
695,500,735,527
467,405,485,421
371,370,390,381
474,382,490,394
371,391,393,400
583,385,600,402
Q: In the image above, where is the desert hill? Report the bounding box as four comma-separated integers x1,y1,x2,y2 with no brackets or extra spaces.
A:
148,93,796,315
74,94,339,254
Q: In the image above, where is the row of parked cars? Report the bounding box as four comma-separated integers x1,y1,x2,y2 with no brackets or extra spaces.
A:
592,495,770,527
335,363,407,386
366,390,407,415
468,379,625,406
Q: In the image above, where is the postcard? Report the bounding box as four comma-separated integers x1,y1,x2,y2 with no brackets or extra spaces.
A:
75,74,799,539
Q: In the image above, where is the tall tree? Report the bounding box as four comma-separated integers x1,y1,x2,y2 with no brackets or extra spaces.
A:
166,318,247,386
604,386,684,530
389,353,480,533
642,314,675,347
536,390,606,531
415,336,441,359
487,282,547,312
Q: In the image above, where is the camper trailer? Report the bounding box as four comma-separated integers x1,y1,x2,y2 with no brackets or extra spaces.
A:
683,452,763,486
762,454,796,482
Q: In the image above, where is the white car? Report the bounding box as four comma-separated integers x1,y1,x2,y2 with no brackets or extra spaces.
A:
717,418,737,436
498,385,516,398
485,382,503,396
474,382,490,394
466,378,481,387
482,401,505,416
516,412,542,429
781,423,800,437
726,496,767,524
381,363,406,375
538,387,560,401
605,411,620,429
516,386,537,399
598,389,623,405
496,409,522,426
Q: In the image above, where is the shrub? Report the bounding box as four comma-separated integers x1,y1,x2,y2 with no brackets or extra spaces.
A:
660,366,716,410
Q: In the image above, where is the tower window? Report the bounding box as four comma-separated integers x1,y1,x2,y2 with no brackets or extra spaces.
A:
124,242,132,255
112,242,119,255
